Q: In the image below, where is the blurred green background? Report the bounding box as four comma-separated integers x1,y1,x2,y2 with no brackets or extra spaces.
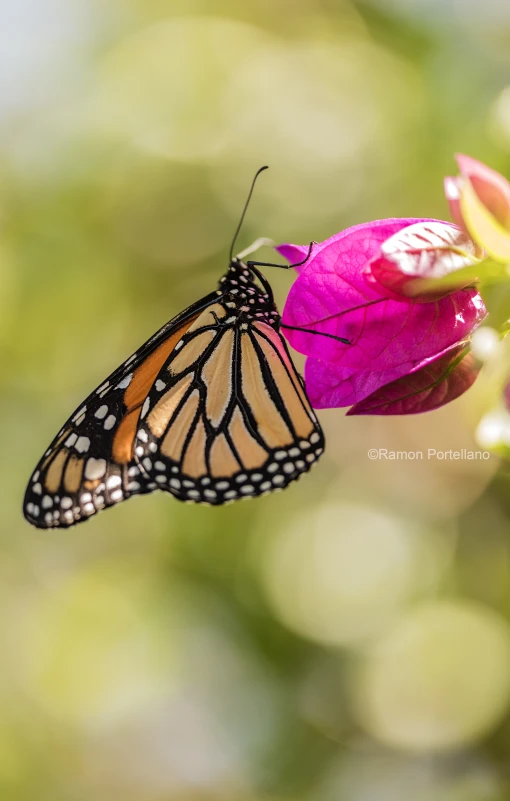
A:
4,0,510,798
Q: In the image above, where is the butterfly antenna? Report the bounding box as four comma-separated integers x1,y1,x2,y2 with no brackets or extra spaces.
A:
281,323,350,345
229,165,269,262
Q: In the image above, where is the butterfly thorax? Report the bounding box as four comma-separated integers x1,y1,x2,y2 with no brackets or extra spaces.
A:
216,258,279,328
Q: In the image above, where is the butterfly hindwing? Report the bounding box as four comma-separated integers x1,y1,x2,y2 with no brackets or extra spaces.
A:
133,302,325,504
23,292,218,528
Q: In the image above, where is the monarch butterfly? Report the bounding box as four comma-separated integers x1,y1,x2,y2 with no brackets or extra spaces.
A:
23,168,348,529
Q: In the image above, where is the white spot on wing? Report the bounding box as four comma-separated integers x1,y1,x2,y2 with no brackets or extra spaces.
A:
76,436,90,453
104,415,116,431
116,373,133,389
85,458,107,480
95,405,108,420
73,406,86,422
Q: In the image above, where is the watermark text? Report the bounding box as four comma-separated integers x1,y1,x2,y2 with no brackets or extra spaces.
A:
368,448,490,461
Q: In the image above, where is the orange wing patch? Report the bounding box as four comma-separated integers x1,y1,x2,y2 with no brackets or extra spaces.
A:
147,374,194,438
240,333,293,448
209,433,240,478
64,454,84,494
181,418,207,478
161,389,200,461
124,317,199,410
252,325,314,439
228,406,267,470
111,408,140,464
202,329,234,427
113,315,200,463
44,449,68,493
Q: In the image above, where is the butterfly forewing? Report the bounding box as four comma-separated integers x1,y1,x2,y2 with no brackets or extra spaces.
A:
133,303,325,504
23,293,218,528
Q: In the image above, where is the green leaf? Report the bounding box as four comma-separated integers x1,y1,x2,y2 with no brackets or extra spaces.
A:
407,257,509,296
460,178,510,262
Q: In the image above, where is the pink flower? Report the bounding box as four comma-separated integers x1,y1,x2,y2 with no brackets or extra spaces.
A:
445,154,510,262
346,343,479,416
278,219,487,413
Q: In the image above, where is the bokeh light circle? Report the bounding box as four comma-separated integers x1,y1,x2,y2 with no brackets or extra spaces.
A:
88,16,274,161
261,503,425,646
19,562,176,727
352,600,510,752
213,37,424,230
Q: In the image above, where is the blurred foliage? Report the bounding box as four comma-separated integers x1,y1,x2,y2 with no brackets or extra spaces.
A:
4,0,510,798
